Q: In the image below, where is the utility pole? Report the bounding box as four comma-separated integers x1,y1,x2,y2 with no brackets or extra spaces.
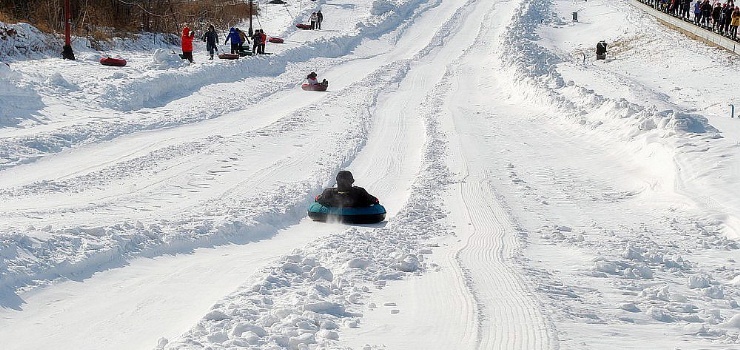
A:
62,0,75,60
248,0,254,37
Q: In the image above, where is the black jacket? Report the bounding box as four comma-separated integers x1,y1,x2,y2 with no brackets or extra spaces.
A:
203,30,218,47
316,186,379,207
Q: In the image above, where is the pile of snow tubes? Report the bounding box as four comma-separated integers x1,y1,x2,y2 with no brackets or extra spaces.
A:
307,202,386,224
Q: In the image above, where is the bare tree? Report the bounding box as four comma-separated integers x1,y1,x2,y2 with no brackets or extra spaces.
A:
0,0,257,38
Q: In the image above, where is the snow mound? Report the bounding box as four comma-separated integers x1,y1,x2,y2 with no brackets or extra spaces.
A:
149,48,189,70
371,0,398,15
0,62,44,126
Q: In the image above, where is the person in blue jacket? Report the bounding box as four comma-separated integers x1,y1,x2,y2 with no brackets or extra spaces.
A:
224,27,241,54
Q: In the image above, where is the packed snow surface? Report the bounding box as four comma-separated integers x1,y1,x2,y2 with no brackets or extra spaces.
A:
2,0,740,349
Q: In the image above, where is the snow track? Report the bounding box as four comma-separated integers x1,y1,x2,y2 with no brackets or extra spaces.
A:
454,177,554,349
6,0,740,348
4,0,556,348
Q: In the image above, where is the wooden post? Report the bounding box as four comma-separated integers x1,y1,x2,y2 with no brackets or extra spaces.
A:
248,0,254,37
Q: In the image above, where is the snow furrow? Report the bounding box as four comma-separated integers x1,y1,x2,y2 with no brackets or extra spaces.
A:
457,178,552,350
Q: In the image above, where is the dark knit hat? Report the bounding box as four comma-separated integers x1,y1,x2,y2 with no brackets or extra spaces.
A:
336,170,354,183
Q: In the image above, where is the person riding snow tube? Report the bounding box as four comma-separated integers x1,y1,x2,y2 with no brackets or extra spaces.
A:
308,170,386,224
302,71,329,91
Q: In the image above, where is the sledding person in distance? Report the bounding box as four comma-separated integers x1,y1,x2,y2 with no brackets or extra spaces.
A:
306,71,319,85
306,71,328,85
181,24,196,62
224,27,242,54
315,171,379,208
202,24,219,60
316,10,324,29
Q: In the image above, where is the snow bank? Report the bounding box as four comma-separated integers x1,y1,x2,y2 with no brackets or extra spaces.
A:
500,0,717,141
0,22,57,60
0,62,43,127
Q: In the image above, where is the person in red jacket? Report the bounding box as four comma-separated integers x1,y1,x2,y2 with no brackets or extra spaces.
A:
181,25,195,62
259,29,267,54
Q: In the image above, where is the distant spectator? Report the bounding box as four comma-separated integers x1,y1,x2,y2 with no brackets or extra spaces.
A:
731,6,740,39
681,0,692,19
701,0,713,27
723,2,734,34
181,24,195,63
317,10,324,29
694,0,703,24
712,2,722,32
669,0,678,15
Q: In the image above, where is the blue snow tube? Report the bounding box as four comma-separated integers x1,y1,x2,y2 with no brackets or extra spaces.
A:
307,202,386,224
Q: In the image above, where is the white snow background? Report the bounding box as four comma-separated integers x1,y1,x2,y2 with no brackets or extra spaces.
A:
2,0,740,349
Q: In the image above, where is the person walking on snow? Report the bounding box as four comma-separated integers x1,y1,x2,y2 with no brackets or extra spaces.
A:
224,27,241,54
181,24,195,62
202,24,219,60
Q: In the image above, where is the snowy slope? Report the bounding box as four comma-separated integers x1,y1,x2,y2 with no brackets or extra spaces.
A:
2,0,740,349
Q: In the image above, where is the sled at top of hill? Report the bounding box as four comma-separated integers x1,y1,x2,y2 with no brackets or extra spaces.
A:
100,56,127,66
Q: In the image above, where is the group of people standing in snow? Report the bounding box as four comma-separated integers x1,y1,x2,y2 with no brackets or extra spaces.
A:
224,27,267,55
640,0,740,40
180,24,270,62
179,8,327,62
310,10,324,30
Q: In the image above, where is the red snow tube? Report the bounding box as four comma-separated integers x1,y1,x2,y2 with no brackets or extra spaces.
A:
301,83,328,91
100,57,127,67
296,23,311,30
269,37,284,43
218,53,240,60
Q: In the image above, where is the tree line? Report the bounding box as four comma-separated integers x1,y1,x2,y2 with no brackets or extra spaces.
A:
0,0,256,38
